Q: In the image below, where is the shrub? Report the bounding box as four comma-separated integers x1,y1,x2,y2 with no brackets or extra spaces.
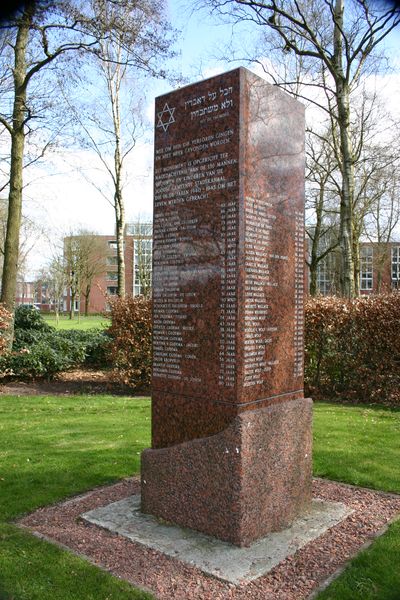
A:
305,293,400,405
1,311,111,380
14,305,50,331
54,330,110,367
107,296,152,391
0,340,86,380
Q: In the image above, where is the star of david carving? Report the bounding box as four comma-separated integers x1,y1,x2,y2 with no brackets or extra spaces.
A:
156,103,176,132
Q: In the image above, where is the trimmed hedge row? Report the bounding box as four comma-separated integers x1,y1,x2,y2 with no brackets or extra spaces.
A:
305,293,400,404
3,293,400,403
107,295,152,391
109,293,400,403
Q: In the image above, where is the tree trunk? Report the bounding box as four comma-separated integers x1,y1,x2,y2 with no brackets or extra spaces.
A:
377,269,382,293
309,227,320,297
69,290,75,319
309,261,318,296
84,284,91,316
334,0,355,298
115,192,125,297
114,113,125,296
309,186,325,296
0,7,32,319
337,95,355,298
353,237,360,296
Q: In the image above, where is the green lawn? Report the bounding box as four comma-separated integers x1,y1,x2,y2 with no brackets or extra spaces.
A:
0,395,152,600
43,314,111,330
313,403,400,600
313,403,400,494
0,398,399,599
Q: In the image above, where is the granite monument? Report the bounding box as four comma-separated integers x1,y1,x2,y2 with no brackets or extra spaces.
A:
141,67,312,547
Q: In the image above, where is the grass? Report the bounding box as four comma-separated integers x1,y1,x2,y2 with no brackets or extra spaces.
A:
313,403,400,494
313,403,400,600
0,397,399,599
316,519,400,600
42,314,111,330
0,395,152,600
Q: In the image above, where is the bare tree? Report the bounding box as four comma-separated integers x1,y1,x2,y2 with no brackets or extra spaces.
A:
363,161,400,292
63,230,106,319
305,129,340,294
0,0,169,340
64,235,81,321
350,93,400,293
306,116,400,296
79,235,106,316
206,0,400,297
0,196,43,284
65,0,175,297
42,256,66,325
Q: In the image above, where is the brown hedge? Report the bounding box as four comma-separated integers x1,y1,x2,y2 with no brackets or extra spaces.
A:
305,293,400,404
106,292,399,403
107,295,152,391
0,303,12,356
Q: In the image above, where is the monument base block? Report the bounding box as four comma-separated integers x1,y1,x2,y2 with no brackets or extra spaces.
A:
141,398,312,547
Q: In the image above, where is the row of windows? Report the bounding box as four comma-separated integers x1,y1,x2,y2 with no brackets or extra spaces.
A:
105,238,153,295
316,259,333,295
126,223,153,237
360,247,373,291
105,240,153,295
134,239,152,296
393,246,400,285
317,246,400,294
90,242,400,297
107,232,152,253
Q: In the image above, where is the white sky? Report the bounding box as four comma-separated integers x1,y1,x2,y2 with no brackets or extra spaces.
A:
18,0,400,277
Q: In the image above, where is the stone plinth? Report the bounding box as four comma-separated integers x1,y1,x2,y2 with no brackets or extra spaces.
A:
141,67,311,547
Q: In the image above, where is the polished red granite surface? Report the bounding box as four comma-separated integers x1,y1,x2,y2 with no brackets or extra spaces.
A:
142,398,312,547
142,67,310,545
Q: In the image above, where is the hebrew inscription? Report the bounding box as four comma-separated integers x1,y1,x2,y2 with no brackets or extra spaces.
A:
152,68,305,410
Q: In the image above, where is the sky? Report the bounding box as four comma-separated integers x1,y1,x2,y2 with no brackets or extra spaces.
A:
22,0,238,275
17,0,400,277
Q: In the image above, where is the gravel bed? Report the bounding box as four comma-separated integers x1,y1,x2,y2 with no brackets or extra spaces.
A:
18,478,400,600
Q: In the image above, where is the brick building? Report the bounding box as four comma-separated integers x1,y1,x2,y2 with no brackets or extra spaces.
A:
315,241,400,295
15,279,54,311
64,223,152,314
15,280,36,306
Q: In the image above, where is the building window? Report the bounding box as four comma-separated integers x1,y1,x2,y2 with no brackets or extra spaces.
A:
392,246,400,289
107,286,118,296
106,256,118,266
108,240,125,251
360,246,373,291
106,271,118,281
133,239,152,296
316,258,332,295
126,222,153,237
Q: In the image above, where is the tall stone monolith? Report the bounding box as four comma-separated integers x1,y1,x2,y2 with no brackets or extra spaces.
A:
141,67,312,547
